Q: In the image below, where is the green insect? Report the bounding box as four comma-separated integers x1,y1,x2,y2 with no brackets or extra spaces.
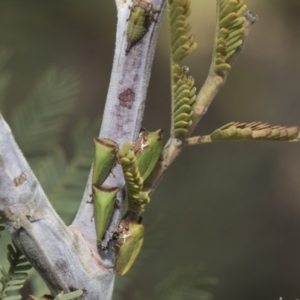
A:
92,138,118,187
114,219,145,275
93,185,119,243
133,128,163,181
126,0,160,55
92,138,118,243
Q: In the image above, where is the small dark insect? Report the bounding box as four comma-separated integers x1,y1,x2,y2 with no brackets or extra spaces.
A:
112,232,120,241
126,0,160,55
101,228,122,251
101,220,132,251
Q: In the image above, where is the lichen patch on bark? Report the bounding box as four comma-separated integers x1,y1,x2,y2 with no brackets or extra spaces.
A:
118,88,135,109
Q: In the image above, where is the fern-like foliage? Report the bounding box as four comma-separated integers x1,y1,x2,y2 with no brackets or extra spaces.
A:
9,67,79,156
48,121,97,222
71,119,100,159
29,120,97,223
153,265,217,300
28,290,83,300
172,65,196,138
210,122,300,141
168,0,197,139
0,242,32,300
0,50,11,111
53,290,83,300
169,0,197,63
213,0,247,74
49,155,92,222
28,295,54,300
29,147,67,196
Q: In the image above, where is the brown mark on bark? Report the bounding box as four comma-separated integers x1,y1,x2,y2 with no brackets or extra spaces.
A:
13,172,27,186
118,88,134,109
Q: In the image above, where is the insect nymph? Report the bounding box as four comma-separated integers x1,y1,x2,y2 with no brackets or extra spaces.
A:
126,0,160,55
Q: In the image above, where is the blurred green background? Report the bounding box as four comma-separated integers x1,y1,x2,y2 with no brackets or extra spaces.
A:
1,0,300,299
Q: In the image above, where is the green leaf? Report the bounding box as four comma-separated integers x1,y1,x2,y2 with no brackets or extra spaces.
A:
10,67,79,156
171,65,196,138
0,242,32,299
168,0,197,138
29,147,67,197
213,0,247,74
168,0,197,63
210,122,300,141
53,290,83,300
1,295,22,300
30,120,98,223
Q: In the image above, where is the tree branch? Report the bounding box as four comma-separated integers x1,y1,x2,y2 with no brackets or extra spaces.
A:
0,114,114,299
0,0,166,299
146,10,258,194
72,0,166,252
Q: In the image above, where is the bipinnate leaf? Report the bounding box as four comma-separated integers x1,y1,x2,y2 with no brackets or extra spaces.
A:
30,120,97,223
10,67,79,156
0,242,32,300
214,0,248,74
53,290,83,300
168,0,197,63
28,290,83,300
28,295,54,300
171,65,196,138
29,147,67,197
168,0,197,138
210,122,300,141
